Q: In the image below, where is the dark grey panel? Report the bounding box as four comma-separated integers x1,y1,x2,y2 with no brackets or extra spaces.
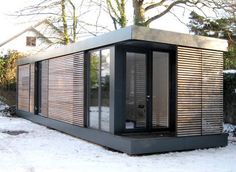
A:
18,26,227,65
17,110,227,155
113,46,126,134
132,26,227,52
17,27,132,65
130,134,228,154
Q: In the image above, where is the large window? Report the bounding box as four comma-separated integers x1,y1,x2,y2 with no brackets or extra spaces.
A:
89,48,110,132
125,52,146,129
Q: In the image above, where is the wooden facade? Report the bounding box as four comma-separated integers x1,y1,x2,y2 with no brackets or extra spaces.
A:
47,52,84,126
177,47,223,136
18,53,84,127
29,63,35,113
16,26,227,154
41,60,49,117
18,64,30,111
202,50,223,135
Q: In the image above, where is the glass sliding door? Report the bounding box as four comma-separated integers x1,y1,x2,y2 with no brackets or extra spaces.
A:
124,50,170,132
89,51,100,129
125,52,146,129
101,49,110,131
88,48,111,132
152,51,169,128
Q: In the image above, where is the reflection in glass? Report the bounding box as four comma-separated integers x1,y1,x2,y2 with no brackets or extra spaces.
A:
152,51,169,128
89,51,100,129
125,52,146,129
88,49,110,132
101,49,110,131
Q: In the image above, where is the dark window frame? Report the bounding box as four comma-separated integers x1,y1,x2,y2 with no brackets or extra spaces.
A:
34,61,42,114
119,45,176,133
87,47,111,132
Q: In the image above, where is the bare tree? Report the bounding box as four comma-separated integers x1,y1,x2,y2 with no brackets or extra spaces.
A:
105,0,236,28
15,0,79,44
61,0,70,44
132,0,236,27
106,0,127,29
15,0,111,45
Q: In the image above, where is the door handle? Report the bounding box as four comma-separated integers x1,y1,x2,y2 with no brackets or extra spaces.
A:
146,95,150,101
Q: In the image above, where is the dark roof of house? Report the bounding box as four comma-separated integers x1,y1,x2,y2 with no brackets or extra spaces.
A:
18,25,228,65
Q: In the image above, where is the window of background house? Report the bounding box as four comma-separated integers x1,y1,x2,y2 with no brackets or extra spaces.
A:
26,36,36,46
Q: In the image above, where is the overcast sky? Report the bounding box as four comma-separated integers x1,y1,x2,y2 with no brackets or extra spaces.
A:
0,0,190,43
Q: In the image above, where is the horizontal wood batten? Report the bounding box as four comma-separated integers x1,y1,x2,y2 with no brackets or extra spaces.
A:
177,47,202,136
48,52,84,127
41,60,49,117
202,50,223,135
18,64,30,112
177,46,223,137
30,63,35,113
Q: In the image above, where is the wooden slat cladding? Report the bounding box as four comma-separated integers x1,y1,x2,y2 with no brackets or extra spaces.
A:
177,47,202,136
202,50,223,135
73,53,84,126
18,64,30,111
41,60,49,116
29,63,35,113
177,47,223,136
48,52,84,127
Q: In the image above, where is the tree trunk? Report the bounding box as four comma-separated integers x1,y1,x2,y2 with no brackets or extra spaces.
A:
61,0,70,45
132,0,146,26
119,0,127,28
68,0,77,42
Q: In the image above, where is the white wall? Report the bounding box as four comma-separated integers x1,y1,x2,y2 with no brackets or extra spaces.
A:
0,22,61,55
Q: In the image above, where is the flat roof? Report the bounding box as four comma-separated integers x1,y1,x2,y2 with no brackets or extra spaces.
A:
18,25,228,65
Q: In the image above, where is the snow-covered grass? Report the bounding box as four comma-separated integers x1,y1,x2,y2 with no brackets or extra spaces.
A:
0,100,9,117
224,123,236,143
0,116,235,172
224,123,236,135
223,70,236,74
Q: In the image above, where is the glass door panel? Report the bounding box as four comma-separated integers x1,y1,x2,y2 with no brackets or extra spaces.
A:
125,52,146,129
100,49,110,132
89,51,100,129
152,51,169,128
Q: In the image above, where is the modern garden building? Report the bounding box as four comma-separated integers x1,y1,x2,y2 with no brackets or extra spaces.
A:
16,26,228,155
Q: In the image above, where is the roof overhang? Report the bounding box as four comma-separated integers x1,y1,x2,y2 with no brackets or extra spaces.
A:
18,25,228,65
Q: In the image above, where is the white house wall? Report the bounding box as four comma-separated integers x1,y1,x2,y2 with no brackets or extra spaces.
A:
0,30,54,55
35,23,63,44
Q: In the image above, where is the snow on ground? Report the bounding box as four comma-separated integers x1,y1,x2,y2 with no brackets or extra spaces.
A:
0,116,235,172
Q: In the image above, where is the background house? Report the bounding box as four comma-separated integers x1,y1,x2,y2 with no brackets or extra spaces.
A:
0,19,68,55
